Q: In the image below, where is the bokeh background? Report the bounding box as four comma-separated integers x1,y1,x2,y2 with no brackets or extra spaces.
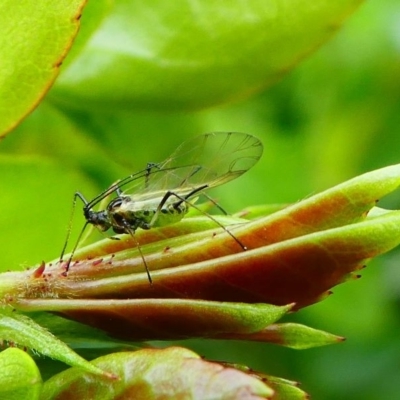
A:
1,0,400,398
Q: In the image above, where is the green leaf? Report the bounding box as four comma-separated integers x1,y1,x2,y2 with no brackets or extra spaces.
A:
0,348,42,400
50,0,364,111
0,0,87,135
0,309,109,376
13,300,292,341
218,323,344,349
30,312,140,352
40,347,273,400
265,376,308,400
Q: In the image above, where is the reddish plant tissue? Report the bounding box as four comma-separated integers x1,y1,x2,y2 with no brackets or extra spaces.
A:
3,165,400,341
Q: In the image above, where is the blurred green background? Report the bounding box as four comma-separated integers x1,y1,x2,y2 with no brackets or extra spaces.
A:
1,0,400,398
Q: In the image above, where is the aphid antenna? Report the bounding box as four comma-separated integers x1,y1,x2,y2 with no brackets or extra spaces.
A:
84,166,166,211
124,225,153,284
114,163,160,196
153,186,247,251
59,192,89,263
86,182,122,210
85,164,198,211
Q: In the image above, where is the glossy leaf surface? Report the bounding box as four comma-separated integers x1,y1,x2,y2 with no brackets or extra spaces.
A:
51,0,364,111
0,0,86,134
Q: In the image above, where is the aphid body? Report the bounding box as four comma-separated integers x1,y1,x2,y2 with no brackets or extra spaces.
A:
61,132,264,281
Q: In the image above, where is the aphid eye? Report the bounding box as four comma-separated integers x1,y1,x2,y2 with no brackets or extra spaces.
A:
108,197,123,211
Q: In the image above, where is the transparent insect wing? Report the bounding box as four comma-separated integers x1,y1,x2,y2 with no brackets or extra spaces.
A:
118,132,263,201
117,165,200,202
155,132,263,188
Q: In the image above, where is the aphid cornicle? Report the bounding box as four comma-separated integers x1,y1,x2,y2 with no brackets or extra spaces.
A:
60,132,264,282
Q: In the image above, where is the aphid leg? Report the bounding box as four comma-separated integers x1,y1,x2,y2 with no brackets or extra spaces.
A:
62,222,89,275
145,162,161,188
152,188,247,251
172,185,207,208
122,222,152,284
146,186,207,229
59,192,89,268
201,193,229,215
61,191,113,275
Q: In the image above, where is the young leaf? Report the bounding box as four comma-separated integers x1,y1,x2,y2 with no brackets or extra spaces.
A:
217,323,345,349
0,309,109,376
2,165,400,339
40,347,274,400
13,300,292,341
5,164,399,310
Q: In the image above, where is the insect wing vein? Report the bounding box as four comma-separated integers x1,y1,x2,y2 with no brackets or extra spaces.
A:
90,132,263,207
154,132,263,190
